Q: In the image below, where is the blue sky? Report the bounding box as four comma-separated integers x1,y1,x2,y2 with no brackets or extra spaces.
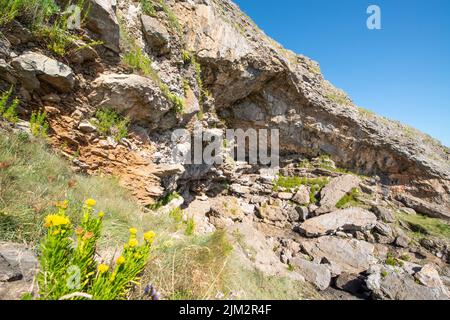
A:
233,0,450,146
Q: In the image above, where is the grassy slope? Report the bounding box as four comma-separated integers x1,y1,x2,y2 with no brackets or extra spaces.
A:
0,129,317,300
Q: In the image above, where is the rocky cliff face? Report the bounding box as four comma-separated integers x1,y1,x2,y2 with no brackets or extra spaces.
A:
175,0,450,218
0,0,449,300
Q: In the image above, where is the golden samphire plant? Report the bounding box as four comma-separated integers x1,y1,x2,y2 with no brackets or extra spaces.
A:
37,199,155,300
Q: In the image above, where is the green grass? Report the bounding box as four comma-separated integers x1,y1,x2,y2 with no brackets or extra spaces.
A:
158,0,180,32
141,0,156,17
0,87,19,123
385,254,404,267
335,188,361,209
0,130,145,247
160,84,185,114
357,106,376,117
0,0,58,26
397,211,450,240
123,46,155,77
148,192,181,211
1,0,100,56
93,108,130,141
30,110,49,138
274,175,329,204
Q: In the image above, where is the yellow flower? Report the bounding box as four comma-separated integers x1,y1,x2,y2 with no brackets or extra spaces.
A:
98,264,109,274
116,256,126,265
52,230,61,236
44,214,70,228
128,238,138,248
55,200,69,209
84,199,96,207
98,211,105,218
129,227,137,235
144,231,156,243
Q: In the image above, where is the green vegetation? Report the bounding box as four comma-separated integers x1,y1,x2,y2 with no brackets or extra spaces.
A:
181,50,207,102
0,130,146,246
141,230,232,300
182,50,192,64
336,188,362,209
397,211,450,240
30,110,49,138
0,87,19,123
357,106,376,117
274,175,329,204
0,0,58,27
140,0,156,17
120,19,184,114
123,46,155,77
325,86,351,105
399,253,410,261
0,131,322,300
158,0,180,32
148,192,181,211
93,108,130,141
161,84,185,114
274,176,328,190
385,253,404,267
1,0,100,56
37,200,154,300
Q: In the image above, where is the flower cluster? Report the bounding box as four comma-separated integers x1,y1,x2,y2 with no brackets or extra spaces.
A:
37,199,156,300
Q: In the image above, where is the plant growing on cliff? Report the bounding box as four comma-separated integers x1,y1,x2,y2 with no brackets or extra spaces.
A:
37,199,155,300
30,110,49,138
94,108,130,141
141,0,156,17
336,188,361,209
0,87,19,123
159,0,180,32
2,0,100,56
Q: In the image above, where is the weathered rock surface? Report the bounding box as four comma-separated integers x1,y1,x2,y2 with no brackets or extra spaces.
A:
298,208,377,237
292,185,310,205
141,15,171,55
316,175,361,214
290,257,331,290
85,0,120,53
11,51,75,92
396,194,450,220
0,243,38,300
366,265,449,300
371,205,395,223
175,0,450,217
89,73,173,129
301,236,376,274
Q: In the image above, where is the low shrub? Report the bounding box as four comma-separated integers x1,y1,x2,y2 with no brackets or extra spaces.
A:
94,108,129,141
30,110,49,138
37,199,155,300
0,87,19,123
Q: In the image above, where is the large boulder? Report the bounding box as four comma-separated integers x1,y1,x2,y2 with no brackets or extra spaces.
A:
85,0,120,53
256,204,288,227
141,15,171,55
0,242,38,300
301,236,376,274
298,207,377,237
89,73,173,129
290,257,331,290
11,51,75,92
291,185,310,205
316,175,362,214
396,194,450,221
366,264,449,300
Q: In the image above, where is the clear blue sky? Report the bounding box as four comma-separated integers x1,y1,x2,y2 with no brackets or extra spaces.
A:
233,0,450,146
